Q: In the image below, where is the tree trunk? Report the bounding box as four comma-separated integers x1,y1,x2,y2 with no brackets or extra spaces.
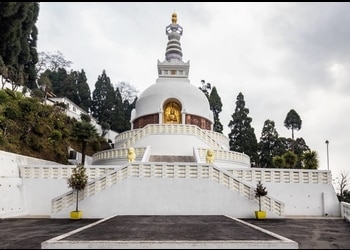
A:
258,196,261,211
81,141,87,165
75,190,79,212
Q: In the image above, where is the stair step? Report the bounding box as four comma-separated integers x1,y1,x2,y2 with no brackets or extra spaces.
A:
149,155,195,163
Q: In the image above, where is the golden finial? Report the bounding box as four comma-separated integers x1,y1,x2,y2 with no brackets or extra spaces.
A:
172,13,177,24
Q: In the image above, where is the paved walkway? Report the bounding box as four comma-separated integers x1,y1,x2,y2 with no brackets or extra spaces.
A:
0,216,349,249
244,217,350,249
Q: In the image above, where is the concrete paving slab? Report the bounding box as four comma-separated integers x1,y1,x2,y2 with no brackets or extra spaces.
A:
41,215,297,249
1,216,350,249
244,217,350,249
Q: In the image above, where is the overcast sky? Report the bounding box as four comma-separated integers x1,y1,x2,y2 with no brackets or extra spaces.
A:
36,2,350,183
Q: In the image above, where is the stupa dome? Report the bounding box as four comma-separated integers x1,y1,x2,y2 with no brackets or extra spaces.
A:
133,78,212,121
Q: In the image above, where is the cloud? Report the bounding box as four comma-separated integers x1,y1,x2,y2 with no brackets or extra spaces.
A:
36,2,350,182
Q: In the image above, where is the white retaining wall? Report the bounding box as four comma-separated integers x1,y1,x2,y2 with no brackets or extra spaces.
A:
51,177,276,219
0,150,61,217
0,150,341,219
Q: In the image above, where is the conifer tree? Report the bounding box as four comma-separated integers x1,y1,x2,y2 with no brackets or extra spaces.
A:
110,87,126,132
0,2,39,89
284,109,302,152
91,70,117,127
258,119,279,168
45,67,68,97
73,69,91,113
199,81,223,134
43,67,91,113
63,69,91,112
62,72,79,104
209,86,223,133
228,92,258,166
293,137,310,168
274,137,289,156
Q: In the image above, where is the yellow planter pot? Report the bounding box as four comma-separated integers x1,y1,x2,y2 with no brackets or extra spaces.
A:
255,211,266,219
70,211,83,220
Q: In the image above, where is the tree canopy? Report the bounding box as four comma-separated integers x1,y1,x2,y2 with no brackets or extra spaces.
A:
301,150,319,169
258,119,279,168
0,2,39,89
91,70,115,123
71,115,98,165
284,109,302,141
209,86,223,133
228,92,258,166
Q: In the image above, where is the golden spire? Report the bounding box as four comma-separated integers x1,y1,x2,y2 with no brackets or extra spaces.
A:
172,13,177,24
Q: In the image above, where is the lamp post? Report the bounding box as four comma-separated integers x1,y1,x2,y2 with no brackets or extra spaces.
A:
325,140,329,171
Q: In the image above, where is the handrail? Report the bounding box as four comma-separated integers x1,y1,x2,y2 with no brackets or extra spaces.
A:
197,148,250,166
111,124,226,151
19,165,331,185
92,147,146,163
226,168,332,184
19,165,116,179
340,202,350,223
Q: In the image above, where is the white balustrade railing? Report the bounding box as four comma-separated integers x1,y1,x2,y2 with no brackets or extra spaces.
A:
20,165,331,187
50,163,285,217
92,147,146,163
202,129,230,149
341,202,350,222
94,147,251,166
19,165,116,180
226,168,332,184
112,124,226,151
197,148,250,166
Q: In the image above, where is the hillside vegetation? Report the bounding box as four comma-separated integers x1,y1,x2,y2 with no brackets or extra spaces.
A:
0,89,110,164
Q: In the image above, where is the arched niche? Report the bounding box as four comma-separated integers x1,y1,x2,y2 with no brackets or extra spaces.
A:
163,99,182,124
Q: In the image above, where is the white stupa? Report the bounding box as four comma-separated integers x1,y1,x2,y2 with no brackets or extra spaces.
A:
92,12,250,169
1,13,342,221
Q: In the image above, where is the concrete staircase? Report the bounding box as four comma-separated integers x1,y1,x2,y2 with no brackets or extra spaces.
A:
148,155,195,162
